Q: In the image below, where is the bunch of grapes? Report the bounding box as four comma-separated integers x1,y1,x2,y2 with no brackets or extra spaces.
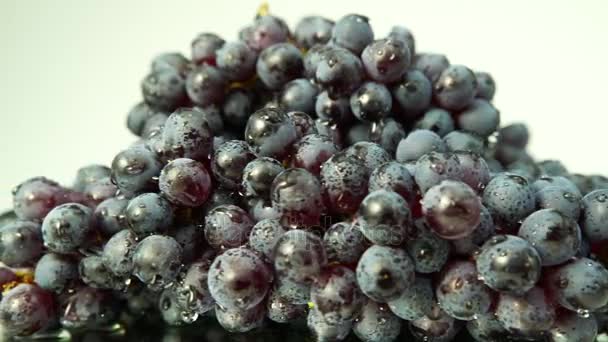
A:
2,5,608,342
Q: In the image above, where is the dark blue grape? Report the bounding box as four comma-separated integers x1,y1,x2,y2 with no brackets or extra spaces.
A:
208,247,272,310
0,284,55,336
412,53,450,84
434,65,477,111
307,307,351,342
256,43,303,90
581,189,608,243
548,311,598,342
126,102,166,137
547,258,608,313
466,312,508,342
151,52,190,76
222,88,252,129
303,44,332,79
191,105,225,134
60,287,119,330
451,204,495,255
457,99,500,137
266,287,306,323
271,168,324,227
409,304,461,342
370,118,406,155
391,70,433,120
280,79,319,114
436,261,492,320
111,145,162,197
216,41,257,82
245,107,298,159
422,180,481,240
274,230,327,284
170,223,204,264
519,208,581,266
315,90,353,125
294,16,334,49
350,82,392,122
356,245,415,302
405,219,450,273
211,140,256,191
141,112,169,138
174,257,215,318
0,220,42,267
41,203,93,254
537,159,569,177
347,122,373,149
34,253,78,293
249,218,286,260
455,151,491,192
331,14,374,54
414,108,455,137
323,221,367,264
191,32,225,65
132,235,182,290
242,157,285,199
344,141,390,174
361,38,410,83
498,123,529,149
292,134,338,176
73,164,111,192
102,229,138,277
495,286,555,339
315,46,363,97
388,277,434,321
357,190,412,246
185,64,227,106
315,118,343,146
125,193,173,235
353,300,402,342
414,151,463,193
368,161,415,201
275,277,311,305
240,15,289,52
474,71,496,100
533,175,581,195
388,26,416,55
79,255,125,290
160,158,212,207
443,130,484,154
141,69,187,111
12,177,67,221
476,235,541,294
482,173,536,229
83,176,117,205
311,265,364,324
215,302,266,333
204,204,254,250
287,110,318,139
396,129,447,163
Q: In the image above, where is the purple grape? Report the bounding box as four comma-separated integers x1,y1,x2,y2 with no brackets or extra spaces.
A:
216,41,257,82
271,168,324,227
0,220,43,267
315,90,353,125
454,151,490,192
73,164,111,192
414,151,463,193
294,16,334,49
249,218,286,260
495,286,555,339
292,134,338,176
388,26,416,56
353,300,402,342
434,64,477,111
307,307,352,342
222,88,252,129
405,219,450,273
174,257,215,317
0,284,55,336
368,161,415,201
79,255,125,290
41,203,93,254
256,43,303,90
356,245,415,302
474,71,496,100
242,157,285,200
451,205,495,255
204,204,254,250
443,130,484,154
126,102,166,137
362,38,410,83
369,118,406,155
185,64,227,106
132,235,182,290
245,107,298,159
436,261,492,320
111,145,162,197
190,32,225,65
357,190,412,246
414,108,455,137
275,277,311,305
409,304,462,342
315,46,363,97
266,287,306,323
287,110,318,139
310,265,364,324
82,176,117,205
280,79,319,114
151,52,190,76
141,69,187,111
60,287,119,330
211,140,256,190
12,177,67,221
170,223,204,264
101,229,138,277
412,53,450,84
344,141,391,174
466,312,508,342
274,230,327,285
159,158,212,207
240,15,289,52
323,221,367,264
350,82,392,122
396,129,447,163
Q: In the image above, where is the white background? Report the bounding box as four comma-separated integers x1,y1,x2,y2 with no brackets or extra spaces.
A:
1,0,607,211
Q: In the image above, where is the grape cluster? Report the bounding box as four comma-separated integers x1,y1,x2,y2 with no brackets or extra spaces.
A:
1,5,608,342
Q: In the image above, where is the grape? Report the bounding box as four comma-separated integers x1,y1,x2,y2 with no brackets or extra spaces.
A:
357,190,412,246
79,255,125,290
126,102,166,137
356,245,415,302
240,15,289,52
271,168,324,227
387,277,434,321
482,173,536,229
388,26,416,56
101,229,138,277
344,123,370,146
34,253,78,293
294,16,334,49
41,203,93,254
211,140,256,191
453,151,490,193
249,218,286,260
315,90,353,125
368,161,415,202
83,176,117,205
141,69,187,111
581,189,608,243
125,193,173,235
151,52,190,76
466,312,508,342
414,151,462,193
546,257,608,313
256,43,303,90
287,110,317,138
412,53,450,83
280,79,319,114
436,261,492,320
0,284,55,336
409,304,461,342
0,266,17,287
548,311,598,342
315,46,363,97
350,82,392,122
518,208,581,266
495,286,555,339
344,142,391,174
159,287,186,326
434,65,477,111
266,287,306,323
353,300,402,342
222,88,252,129
191,32,224,65
362,38,410,83
538,159,569,177
169,223,204,264
396,129,447,163
303,44,333,79
0,220,43,267
498,122,529,149
245,107,298,159
73,164,111,191
132,235,183,290
111,145,162,197
323,221,367,264
141,112,169,139
315,118,343,146
457,99,500,137
310,265,364,324
476,235,541,294
533,175,581,195
274,230,327,284
185,64,227,106
391,69,432,120
204,204,254,250
414,108,455,137
474,71,496,100
451,205,495,255
331,14,374,54
215,302,266,333
370,118,406,155
405,219,450,273
60,287,119,330
216,41,257,81
174,257,216,317
307,307,352,342
292,134,338,175
443,130,484,154
274,277,311,305
12,177,66,221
